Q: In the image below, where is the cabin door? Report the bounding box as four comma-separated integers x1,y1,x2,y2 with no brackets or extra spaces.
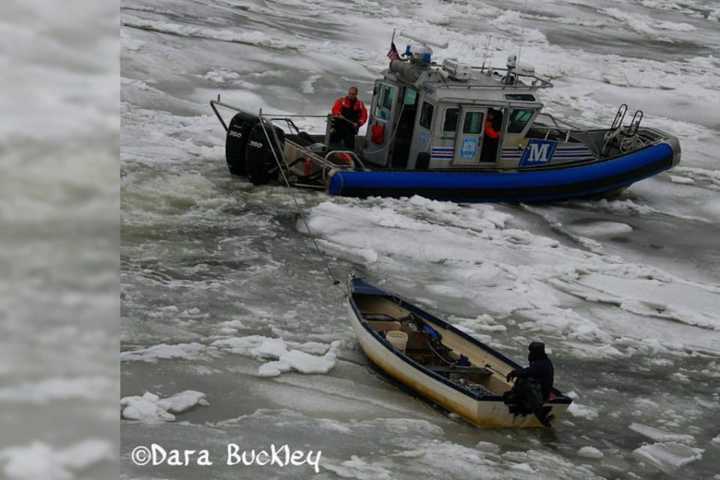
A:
388,87,419,168
363,81,399,167
452,107,486,166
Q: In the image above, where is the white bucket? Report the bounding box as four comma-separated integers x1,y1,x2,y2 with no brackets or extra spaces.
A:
386,330,408,353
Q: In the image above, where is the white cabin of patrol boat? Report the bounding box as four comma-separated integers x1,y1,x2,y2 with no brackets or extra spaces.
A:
361,53,551,171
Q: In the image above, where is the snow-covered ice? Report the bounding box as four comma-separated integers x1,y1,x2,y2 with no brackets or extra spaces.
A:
567,402,600,420
120,391,209,423
0,440,113,480
120,342,207,362
0,377,113,404
630,422,696,444
212,335,341,376
578,446,604,459
633,442,704,472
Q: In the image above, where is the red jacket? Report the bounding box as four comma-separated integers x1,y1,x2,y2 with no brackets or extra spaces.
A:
331,96,368,127
485,118,499,139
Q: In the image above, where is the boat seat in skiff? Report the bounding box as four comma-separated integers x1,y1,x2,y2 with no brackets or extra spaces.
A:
429,366,494,386
364,311,413,322
403,331,430,350
365,313,400,321
367,321,402,333
429,366,492,377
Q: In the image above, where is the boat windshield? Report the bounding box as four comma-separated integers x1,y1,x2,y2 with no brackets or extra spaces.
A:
508,109,535,134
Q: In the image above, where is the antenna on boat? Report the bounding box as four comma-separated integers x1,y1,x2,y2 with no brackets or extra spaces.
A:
516,0,529,72
481,34,493,72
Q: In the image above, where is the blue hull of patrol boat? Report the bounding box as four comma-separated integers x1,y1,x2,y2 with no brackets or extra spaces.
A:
328,142,676,203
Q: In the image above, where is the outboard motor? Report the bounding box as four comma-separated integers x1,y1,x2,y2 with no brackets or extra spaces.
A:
225,111,259,176
244,122,285,185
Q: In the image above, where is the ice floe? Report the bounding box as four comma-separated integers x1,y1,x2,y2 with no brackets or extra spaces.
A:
304,197,720,355
324,441,604,480
0,377,113,404
630,422,695,444
290,341,335,355
121,390,209,423
669,174,696,185
603,7,696,38
565,221,633,239
212,335,341,377
120,342,207,362
121,335,341,377
475,441,501,454
567,398,600,420
578,446,604,459
215,319,246,335
633,441,704,472
301,74,322,94
674,166,720,188
122,15,299,49
0,440,113,480
326,455,393,480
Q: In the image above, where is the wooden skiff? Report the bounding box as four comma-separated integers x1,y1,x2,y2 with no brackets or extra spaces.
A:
348,278,572,428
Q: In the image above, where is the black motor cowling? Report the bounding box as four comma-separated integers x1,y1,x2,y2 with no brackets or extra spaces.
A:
225,112,258,176
244,122,285,185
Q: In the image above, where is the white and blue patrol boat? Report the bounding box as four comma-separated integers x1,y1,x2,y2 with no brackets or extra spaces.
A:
211,45,680,203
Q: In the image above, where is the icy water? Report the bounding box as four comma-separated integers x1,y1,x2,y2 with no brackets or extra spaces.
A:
121,0,720,478
0,1,119,479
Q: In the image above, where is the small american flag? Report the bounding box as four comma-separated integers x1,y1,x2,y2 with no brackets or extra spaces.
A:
387,41,400,62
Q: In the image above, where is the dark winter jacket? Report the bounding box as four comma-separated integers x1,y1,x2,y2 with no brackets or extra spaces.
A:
515,352,554,400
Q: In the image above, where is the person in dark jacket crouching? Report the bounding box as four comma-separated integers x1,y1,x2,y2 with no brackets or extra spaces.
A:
504,341,555,427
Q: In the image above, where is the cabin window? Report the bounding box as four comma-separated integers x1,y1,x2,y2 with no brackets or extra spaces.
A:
442,108,459,137
463,111,485,134
505,94,536,102
403,88,417,106
376,85,397,120
419,102,434,129
381,86,395,110
508,109,535,133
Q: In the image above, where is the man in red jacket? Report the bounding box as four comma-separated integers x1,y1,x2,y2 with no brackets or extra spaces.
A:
482,109,501,162
330,86,368,149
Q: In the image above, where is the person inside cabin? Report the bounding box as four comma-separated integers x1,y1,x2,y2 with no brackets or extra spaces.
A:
330,86,368,149
504,341,555,427
482,108,501,162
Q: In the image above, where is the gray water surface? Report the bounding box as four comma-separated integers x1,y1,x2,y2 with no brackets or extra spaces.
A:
121,1,720,478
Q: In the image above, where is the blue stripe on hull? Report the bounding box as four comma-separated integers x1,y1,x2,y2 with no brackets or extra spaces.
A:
328,143,675,203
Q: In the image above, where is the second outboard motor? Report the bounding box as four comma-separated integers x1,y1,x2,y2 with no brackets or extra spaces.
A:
244,122,285,185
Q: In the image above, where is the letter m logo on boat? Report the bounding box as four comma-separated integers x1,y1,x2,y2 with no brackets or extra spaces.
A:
520,139,558,166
